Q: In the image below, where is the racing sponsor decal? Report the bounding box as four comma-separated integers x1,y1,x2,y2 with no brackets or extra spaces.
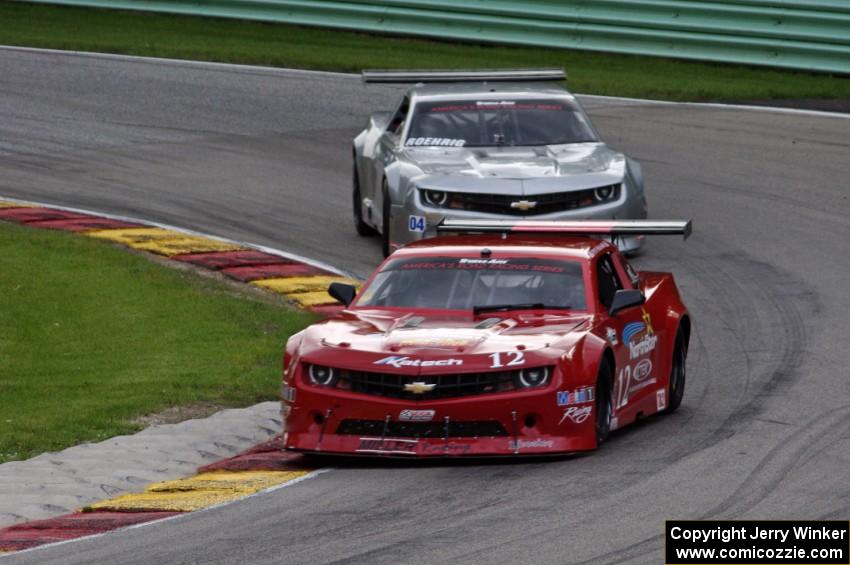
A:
657,389,667,411
559,405,593,425
633,358,653,382
614,359,657,409
642,308,654,334
405,137,466,147
623,311,658,360
556,386,595,407
408,215,426,233
458,258,508,265
397,258,568,273
396,337,469,348
281,384,296,403
606,327,618,345
374,356,463,368
509,438,554,450
356,437,418,454
399,409,436,422
419,442,472,455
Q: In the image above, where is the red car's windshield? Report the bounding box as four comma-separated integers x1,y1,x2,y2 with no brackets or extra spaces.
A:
355,256,587,311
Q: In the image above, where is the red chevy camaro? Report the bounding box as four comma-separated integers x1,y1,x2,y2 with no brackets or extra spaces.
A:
282,220,692,457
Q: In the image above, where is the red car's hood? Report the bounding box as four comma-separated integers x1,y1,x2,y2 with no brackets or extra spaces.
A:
297,309,592,371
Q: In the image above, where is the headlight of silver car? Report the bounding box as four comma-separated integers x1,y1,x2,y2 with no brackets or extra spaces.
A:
593,183,620,202
422,189,449,207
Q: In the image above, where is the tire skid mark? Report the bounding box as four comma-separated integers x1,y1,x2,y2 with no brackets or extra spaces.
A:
702,405,850,519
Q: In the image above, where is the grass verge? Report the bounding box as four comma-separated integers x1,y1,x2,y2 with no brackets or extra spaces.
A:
0,221,313,463
1,1,849,102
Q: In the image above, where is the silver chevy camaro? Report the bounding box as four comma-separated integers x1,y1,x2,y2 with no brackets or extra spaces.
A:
352,69,648,256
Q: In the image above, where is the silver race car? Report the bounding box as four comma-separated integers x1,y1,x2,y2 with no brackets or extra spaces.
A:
352,69,648,256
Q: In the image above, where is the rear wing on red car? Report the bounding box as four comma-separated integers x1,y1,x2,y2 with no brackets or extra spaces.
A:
361,68,566,84
436,219,692,239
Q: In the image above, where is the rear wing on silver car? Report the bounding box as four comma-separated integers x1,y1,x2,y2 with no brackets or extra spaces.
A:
361,68,566,84
437,219,692,240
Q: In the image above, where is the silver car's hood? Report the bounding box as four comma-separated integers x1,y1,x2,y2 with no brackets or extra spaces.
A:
404,142,626,194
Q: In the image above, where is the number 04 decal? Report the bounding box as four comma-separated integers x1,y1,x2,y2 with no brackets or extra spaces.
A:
489,351,525,368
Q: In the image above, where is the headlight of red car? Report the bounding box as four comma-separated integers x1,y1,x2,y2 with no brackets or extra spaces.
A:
307,364,337,387
514,366,550,388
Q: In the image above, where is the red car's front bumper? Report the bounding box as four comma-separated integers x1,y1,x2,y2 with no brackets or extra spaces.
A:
282,385,597,457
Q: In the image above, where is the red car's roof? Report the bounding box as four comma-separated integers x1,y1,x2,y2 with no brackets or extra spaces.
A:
397,234,613,260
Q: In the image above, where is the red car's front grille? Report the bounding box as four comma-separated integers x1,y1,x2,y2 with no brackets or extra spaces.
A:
337,369,517,400
335,419,509,438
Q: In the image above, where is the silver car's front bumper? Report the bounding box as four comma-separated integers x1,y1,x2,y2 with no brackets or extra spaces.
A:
388,185,649,254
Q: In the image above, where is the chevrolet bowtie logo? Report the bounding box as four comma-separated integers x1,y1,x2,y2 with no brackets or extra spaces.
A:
510,200,537,211
404,382,437,394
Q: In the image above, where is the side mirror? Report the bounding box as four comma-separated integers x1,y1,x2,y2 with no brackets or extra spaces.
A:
608,289,645,316
328,282,357,307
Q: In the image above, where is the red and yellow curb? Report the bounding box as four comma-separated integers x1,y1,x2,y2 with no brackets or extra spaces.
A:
0,438,314,552
0,198,359,313
0,197,346,552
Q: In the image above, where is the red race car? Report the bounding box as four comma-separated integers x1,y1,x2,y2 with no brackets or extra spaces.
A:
282,220,692,457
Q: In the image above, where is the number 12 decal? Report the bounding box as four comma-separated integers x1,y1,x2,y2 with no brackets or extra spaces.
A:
489,351,525,368
615,365,631,409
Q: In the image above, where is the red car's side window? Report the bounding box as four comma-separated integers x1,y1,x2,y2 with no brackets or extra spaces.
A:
612,252,639,289
595,254,623,311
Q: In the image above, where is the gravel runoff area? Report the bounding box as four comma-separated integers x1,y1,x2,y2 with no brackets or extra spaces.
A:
0,402,280,528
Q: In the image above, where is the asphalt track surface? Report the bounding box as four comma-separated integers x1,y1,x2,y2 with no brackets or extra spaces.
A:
2,48,849,564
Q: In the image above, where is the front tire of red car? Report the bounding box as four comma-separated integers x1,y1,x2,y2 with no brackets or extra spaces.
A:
595,357,613,445
666,330,687,413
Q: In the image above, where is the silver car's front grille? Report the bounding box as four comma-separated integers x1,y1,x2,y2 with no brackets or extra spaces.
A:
421,184,620,216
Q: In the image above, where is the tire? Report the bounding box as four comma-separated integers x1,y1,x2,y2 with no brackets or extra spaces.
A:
595,357,614,445
352,165,375,237
666,330,687,413
381,180,392,257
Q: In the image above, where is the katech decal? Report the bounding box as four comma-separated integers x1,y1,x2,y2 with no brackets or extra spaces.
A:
559,405,593,425
509,438,554,450
374,356,463,368
399,409,436,422
356,437,418,454
606,327,618,345
556,386,595,407
405,137,466,147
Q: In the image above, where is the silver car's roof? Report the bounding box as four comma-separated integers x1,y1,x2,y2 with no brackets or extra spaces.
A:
406,82,576,102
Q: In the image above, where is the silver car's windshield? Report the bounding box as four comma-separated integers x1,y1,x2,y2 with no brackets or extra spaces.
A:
356,256,587,311
405,99,597,148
